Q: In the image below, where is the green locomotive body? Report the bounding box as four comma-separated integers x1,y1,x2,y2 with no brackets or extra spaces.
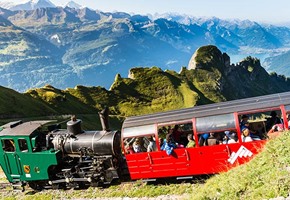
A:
0,120,61,187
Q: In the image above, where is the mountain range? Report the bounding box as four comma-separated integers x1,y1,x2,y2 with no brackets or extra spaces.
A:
0,4,290,91
1,45,290,121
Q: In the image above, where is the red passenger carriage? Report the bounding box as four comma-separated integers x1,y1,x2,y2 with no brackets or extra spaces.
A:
121,92,290,180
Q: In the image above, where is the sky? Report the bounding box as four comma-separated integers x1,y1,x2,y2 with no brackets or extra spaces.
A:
47,0,290,24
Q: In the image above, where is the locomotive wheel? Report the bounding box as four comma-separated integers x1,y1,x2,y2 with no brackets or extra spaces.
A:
28,181,43,191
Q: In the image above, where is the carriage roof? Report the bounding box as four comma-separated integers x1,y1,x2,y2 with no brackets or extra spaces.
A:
0,120,53,136
122,91,290,129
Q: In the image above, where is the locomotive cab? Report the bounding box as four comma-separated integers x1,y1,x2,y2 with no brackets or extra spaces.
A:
0,120,61,189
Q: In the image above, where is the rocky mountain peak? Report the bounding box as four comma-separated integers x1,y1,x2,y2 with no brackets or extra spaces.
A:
65,1,81,9
0,0,55,11
187,45,231,71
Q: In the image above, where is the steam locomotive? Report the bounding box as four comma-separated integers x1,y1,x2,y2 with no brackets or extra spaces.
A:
0,108,125,190
2,91,290,191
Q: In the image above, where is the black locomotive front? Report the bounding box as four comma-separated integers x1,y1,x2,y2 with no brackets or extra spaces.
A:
44,109,123,189
51,119,121,156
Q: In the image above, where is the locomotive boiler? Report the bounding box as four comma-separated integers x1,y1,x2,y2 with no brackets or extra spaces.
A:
0,108,124,190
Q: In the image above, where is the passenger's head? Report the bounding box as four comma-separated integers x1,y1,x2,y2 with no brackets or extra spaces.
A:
134,138,141,144
241,115,249,121
187,134,193,141
230,133,236,140
159,138,163,144
174,125,179,131
224,131,230,137
242,128,250,136
148,136,154,142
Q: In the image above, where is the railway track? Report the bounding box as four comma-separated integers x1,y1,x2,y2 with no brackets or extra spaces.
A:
0,182,11,190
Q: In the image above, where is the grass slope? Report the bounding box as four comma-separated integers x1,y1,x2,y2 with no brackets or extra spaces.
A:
0,86,57,118
26,85,97,115
191,131,290,200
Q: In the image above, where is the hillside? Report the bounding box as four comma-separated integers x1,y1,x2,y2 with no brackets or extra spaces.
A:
0,7,290,91
1,45,290,121
191,131,290,199
0,85,57,118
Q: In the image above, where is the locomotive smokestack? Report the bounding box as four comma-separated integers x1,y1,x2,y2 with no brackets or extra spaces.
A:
67,115,82,135
99,107,110,131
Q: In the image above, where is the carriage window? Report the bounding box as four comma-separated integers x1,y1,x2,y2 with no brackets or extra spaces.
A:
239,109,283,142
2,139,15,152
158,122,194,149
197,130,238,146
18,139,28,152
196,113,235,133
123,135,157,154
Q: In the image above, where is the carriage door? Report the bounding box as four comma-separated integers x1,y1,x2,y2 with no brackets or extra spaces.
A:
2,139,22,177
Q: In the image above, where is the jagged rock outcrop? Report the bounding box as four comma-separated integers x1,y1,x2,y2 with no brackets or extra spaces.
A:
187,45,290,100
188,45,231,70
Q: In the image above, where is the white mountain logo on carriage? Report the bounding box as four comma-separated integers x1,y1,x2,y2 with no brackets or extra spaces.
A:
228,145,253,164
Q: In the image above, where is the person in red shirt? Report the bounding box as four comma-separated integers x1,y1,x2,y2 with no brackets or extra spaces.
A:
125,143,134,154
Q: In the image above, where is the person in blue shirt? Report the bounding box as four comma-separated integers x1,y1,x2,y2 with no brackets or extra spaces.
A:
198,133,209,146
163,133,177,155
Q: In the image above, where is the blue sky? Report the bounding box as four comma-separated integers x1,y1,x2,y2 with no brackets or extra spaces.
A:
48,0,290,24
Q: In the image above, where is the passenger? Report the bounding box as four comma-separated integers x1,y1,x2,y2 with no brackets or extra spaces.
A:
166,128,175,143
207,132,219,146
240,115,249,127
242,127,254,142
198,133,209,146
216,132,223,144
125,143,134,154
228,133,237,144
147,136,157,152
223,131,231,144
133,138,142,153
268,123,284,134
186,134,196,148
266,112,284,134
241,121,260,140
164,133,177,155
172,125,182,144
266,111,282,131
159,138,165,150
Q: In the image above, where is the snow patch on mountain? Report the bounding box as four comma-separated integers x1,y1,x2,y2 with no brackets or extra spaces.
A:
0,0,55,10
50,34,61,44
65,1,82,9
